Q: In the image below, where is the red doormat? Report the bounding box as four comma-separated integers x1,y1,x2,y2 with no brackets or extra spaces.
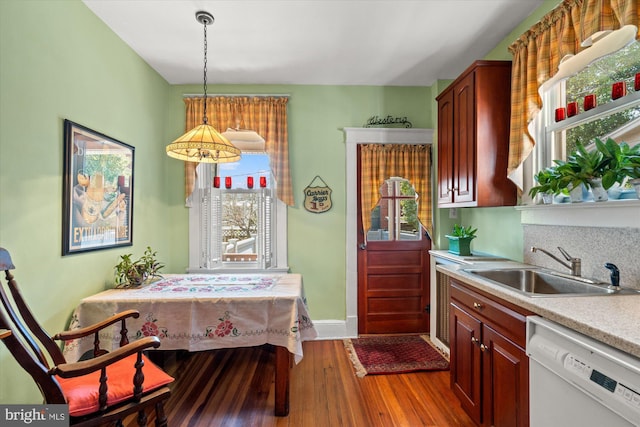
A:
344,335,449,377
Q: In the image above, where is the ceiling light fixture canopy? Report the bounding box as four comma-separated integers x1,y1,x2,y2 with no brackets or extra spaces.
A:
166,11,241,163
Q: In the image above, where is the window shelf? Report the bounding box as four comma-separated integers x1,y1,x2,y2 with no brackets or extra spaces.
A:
515,200,640,227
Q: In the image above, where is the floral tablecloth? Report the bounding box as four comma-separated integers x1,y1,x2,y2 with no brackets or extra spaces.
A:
62,273,317,363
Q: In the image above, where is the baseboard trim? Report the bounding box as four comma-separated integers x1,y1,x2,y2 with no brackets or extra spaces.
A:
312,319,357,340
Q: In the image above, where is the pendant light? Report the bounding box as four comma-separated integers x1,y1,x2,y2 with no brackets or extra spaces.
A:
166,11,241,163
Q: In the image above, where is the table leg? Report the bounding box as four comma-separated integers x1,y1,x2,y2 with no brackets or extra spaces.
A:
274,346,290,416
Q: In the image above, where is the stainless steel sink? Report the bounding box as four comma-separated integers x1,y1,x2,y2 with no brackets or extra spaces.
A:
462,268,634,297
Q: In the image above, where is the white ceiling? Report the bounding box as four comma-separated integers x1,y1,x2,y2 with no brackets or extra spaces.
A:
82,0,543,87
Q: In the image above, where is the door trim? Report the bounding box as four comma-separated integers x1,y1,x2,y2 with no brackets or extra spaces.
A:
343,127,434,337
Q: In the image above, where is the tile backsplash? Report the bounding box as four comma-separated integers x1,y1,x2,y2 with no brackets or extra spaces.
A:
523,225,640,289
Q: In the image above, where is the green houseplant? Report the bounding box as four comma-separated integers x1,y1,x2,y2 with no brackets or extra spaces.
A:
446,224,477,256
617,141,640,198
553,139,619,202
529,167,561,204
114,246,164,288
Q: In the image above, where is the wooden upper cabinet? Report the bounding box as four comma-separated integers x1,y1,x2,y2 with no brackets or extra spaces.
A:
436,60,516,207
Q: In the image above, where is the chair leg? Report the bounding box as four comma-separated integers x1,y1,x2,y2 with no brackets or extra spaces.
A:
155,402,168,427
137,409,148,427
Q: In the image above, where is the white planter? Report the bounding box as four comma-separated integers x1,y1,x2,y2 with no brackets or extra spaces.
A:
569,183,585,203
631,178,640,199
541,192,553,204
588,178,608,202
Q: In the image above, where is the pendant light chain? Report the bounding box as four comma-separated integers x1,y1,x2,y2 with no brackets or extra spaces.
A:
202,19,208,125
166,11,241,164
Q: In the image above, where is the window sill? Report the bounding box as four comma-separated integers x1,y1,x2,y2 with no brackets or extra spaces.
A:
515,200,640,227
186,266,291,275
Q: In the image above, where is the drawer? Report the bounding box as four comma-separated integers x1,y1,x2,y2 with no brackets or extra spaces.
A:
450,279,528,347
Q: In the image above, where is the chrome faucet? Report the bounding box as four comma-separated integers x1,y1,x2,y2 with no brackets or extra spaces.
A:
531,246,581,276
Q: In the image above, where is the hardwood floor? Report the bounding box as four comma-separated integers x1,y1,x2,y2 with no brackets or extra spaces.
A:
125,340,475,427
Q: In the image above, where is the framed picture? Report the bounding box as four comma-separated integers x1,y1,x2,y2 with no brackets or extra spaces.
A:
62,120,134,255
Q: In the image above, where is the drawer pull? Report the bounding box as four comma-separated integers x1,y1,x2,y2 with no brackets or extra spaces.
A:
473,302,483,309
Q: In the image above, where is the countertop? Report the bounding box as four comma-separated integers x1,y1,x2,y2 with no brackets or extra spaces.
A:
434,256,640,359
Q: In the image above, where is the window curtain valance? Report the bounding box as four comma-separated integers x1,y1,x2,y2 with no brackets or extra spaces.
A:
507,0,640,183
360,144,432,238
182,96,293,206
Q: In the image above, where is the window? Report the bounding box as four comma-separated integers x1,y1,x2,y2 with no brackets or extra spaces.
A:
527,28,640,203
188,153,288,273
367,177,423,241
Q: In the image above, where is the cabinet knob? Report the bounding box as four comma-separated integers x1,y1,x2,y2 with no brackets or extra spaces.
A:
480,343,488,352
473,302,483,309
471,337,479,345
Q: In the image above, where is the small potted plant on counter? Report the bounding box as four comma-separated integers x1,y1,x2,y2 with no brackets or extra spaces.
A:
114,246,164,288
446,224,477,256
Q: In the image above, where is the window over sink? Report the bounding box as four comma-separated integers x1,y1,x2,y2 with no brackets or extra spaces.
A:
525,25,640,207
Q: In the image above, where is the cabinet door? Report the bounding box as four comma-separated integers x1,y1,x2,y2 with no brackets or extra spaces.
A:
482,325,529,427
437,88,454,204
450,302,482,424
453,72,476,204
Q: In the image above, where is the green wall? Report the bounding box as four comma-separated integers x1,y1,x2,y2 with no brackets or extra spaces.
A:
0,0,173,403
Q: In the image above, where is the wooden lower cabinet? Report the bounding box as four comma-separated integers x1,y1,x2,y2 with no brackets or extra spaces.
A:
450,279,530,427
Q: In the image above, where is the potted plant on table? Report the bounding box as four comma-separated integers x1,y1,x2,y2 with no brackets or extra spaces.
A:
445,224,477,256
114,246,164,288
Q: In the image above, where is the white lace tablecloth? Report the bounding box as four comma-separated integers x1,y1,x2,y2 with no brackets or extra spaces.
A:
62,273,317,363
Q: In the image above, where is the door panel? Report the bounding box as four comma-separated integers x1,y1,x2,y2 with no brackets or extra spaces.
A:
438,89,454,204
367,273,422,290
483,325,529,427
358,233,430,334
454,72,476,203
450,303,482,425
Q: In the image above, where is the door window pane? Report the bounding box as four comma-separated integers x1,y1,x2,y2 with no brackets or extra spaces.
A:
367,178,422,241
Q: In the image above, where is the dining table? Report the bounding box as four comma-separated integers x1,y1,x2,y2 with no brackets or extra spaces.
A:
62,273,317,416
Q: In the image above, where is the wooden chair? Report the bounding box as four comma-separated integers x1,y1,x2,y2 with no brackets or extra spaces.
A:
0,248,173,426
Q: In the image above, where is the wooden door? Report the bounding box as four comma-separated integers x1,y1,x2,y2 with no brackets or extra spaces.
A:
356,150,431,335
437,88,455,204
483,325,529,427
450,303,482,425
453,71,476,204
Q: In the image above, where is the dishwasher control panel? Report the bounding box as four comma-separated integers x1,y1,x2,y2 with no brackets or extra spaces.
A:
565,353,640,409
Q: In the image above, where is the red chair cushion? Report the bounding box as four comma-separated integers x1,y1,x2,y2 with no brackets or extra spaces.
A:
56,354,174,417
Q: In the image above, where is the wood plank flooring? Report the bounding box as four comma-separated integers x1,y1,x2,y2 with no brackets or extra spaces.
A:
125,340,475,427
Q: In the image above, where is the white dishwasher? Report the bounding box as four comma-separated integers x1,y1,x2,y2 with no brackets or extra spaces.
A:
527,316,640,427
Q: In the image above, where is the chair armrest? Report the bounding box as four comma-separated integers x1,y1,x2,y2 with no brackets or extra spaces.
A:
53,310,140,341
51,336,161,378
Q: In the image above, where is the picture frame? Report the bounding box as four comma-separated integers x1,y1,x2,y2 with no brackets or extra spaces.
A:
62,119,134,255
